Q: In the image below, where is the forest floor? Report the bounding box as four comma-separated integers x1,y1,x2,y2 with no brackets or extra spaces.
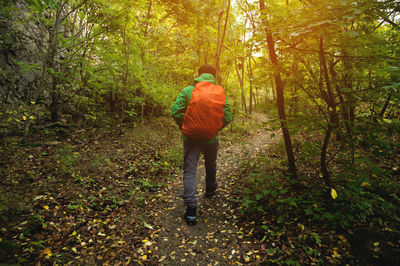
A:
0,112,275,265
1,112,399,265
156,112,279,265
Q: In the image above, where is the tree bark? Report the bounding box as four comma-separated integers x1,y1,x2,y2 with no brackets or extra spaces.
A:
259,0,298,182
235,56,247,113
320,116,333,187
248,55,254,114
379,92,392,118
319,36,337,186
342,53,355,130
329,59,351,135
215,0,230,84
120,14,130,130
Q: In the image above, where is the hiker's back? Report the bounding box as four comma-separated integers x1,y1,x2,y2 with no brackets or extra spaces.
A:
182,81,225,141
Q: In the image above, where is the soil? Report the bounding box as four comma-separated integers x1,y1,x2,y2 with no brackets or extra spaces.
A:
156,113,280,265
0,113,280,265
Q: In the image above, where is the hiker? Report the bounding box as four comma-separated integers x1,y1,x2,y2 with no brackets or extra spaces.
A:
171,64,233,225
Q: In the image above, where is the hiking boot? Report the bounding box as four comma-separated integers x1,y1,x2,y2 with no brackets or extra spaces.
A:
205,189,216,198
184,205,197,226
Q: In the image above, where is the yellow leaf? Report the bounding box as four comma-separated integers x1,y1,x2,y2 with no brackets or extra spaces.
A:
23,115,27,121
42,247,52,258
331,188,338,199
142,255,147,260
338,235,347,243
43,205,49,210
0,237,2,242
333,250,339,257
297,223,305,231
361,182,370,187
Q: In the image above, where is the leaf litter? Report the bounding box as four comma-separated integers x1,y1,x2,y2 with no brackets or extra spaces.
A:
0,113,368,264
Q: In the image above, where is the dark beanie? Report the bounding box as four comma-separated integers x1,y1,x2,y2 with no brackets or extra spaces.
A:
198,64,216,77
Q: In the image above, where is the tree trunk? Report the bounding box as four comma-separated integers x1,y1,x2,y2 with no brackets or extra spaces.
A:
320,116,333,187
215,0,230,84
235,56,247,113
48,11,63,123
141,0,152,61
289,61,299,115
254,85,258,107
121,14,130,130
329,59,351,135
342,54,355,131
109,91,116,113
319,36,337,186
50,90,60,122
259,0,298,182
248,55,254,114
379,92,392,118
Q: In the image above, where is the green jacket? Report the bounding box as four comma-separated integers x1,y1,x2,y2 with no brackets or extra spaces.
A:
171,73,233,144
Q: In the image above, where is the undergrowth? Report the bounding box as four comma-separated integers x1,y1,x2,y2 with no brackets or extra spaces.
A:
233,119,400,264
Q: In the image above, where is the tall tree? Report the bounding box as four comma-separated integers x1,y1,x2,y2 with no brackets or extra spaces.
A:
216,0,231,84
259,0,298,182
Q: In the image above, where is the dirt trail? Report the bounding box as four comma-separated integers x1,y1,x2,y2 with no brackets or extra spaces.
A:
156,113,280,265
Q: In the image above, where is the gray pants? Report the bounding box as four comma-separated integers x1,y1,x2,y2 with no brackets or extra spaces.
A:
183,140,218,207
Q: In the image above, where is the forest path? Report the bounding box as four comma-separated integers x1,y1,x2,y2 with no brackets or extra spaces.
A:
156,113,280,265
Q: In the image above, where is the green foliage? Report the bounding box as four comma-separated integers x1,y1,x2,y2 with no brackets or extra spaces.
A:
54,145,80,174
162,145,182,168
1,0,400,262
238,130,400,235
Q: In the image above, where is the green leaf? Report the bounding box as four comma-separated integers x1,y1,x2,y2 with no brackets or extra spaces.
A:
143,221,153,230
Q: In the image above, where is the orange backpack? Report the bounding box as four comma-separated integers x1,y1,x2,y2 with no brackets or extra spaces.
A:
182,81,226,141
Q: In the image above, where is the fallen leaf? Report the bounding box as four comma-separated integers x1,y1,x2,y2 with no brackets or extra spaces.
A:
338,235,347,242
143,221,154,230
41,247,52,258
331,188,338,199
